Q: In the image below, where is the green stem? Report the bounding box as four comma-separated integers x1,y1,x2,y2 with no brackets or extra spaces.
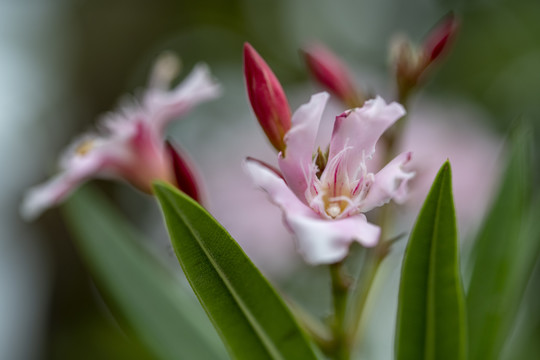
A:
286,297,334,354
330,261,352,360
349,248,386,343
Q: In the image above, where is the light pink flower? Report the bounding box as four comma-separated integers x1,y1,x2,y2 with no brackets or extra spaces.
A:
21,53,220,220
245,93,413,265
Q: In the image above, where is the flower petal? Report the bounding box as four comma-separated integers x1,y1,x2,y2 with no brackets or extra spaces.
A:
245,158,380,265
287,213,380,265
144,63,222,135
360,151,414,212
278,92,329,201
328,96,405,168
245,158,310,217
20,152,106,220
20,132,137,220
166,140,207,205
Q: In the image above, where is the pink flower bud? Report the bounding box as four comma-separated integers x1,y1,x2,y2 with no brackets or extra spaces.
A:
243,43,291,152
303,43,364,107
166,140,206,205
423,13,459,64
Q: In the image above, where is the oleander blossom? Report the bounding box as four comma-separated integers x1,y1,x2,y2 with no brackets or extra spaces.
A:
245,92,414,264
21,53,221,220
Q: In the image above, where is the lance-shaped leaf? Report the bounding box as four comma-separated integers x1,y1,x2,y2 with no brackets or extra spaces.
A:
466,124,534,360
395,161,467,360
63,186,227,360
153,182,319,360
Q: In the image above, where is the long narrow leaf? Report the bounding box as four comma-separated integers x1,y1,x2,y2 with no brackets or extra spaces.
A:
63,186,227,360
395,161,467,360
466,124,534,360
153,182,319,360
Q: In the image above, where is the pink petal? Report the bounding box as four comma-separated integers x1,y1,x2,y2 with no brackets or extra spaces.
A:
166,140,207,205
245,158,311,218
328,96,405,171
20,152,106,220
278,92,329,201
21,132,138,220
360,151,414,212
245,159,380,265
286,213,380,265
144,64,221,135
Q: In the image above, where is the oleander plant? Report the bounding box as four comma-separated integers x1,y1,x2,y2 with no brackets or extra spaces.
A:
20,10,539,360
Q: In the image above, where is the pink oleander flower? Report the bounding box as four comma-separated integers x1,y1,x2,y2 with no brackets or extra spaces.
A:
21,53,221,220
245,92,414,265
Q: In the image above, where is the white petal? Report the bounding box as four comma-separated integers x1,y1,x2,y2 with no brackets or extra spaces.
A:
144,63,221,134
360,151,415,212
21,135,128,220
244,158,310,217
278,92,329,201
287,213,380,265
328,96,405,176
20,156,103,221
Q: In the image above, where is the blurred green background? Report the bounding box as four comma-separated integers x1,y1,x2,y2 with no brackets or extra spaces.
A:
1,0,539,359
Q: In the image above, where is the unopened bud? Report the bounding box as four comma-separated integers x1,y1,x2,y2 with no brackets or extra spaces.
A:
166,140,205,205
303,43,365,108
423,13,458,64
149,52,182,90
390,14,458,102
389,35,423,101
243,43,291,152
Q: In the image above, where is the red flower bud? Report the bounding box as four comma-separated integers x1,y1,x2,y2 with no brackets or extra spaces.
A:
303,43,364,107
166,140,206,205
423,13,459,64
243,43,291,152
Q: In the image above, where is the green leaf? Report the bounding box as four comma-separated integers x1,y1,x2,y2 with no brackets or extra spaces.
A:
153,182,319,360
395,161,467,360
63,186,228,360
466,124,535,360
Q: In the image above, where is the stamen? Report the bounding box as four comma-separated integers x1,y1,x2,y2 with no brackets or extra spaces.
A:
75,140,94,156
327,203,341,218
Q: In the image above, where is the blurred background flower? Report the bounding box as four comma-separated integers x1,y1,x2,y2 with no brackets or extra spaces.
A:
2,0,539,359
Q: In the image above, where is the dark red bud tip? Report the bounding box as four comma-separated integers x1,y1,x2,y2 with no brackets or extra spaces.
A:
243,43,292,152
423,13,459,63
166,141,205,205
303,43,364,107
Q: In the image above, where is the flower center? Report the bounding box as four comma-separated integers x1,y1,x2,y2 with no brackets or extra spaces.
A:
75,140,95,156
321,185,351,219
326,203,342,218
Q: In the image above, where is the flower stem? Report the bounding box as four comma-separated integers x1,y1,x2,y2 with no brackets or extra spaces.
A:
348,246,386,344
329,260,352,360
